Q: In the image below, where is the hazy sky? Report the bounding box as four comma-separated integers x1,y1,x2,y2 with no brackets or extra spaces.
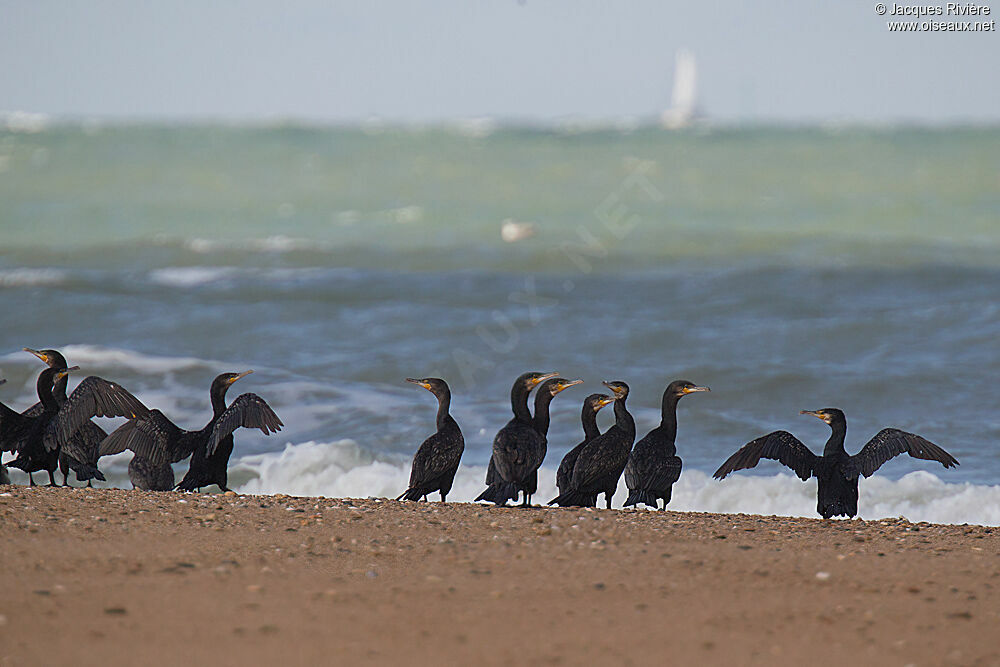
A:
2,0,998,124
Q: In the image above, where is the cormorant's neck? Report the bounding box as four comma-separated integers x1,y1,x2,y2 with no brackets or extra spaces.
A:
822,418,848,457
659,392,680,444
511,383,532,423
581,406,601,441
36,371,60,412
210,384,230,416
434,389,452,431
613,396,635,438
533,391,555,437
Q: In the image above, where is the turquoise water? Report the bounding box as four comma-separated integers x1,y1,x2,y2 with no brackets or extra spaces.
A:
1,123,998,521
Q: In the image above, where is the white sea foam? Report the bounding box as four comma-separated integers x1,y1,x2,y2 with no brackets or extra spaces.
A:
230,440,1000,526
149,267,240,287
56,345,218,374
149,265,340,289
185,235,325,254
0,268,67,287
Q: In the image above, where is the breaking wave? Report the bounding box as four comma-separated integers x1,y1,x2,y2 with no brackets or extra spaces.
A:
227,440,1000,526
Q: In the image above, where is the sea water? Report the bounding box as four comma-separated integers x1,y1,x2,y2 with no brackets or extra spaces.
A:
1,122,998,524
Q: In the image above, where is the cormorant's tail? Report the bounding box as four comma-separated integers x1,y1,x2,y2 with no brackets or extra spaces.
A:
623,489,659,508
475,481,517,505
397,487,425,502
548,489,597,507
6,456,30,472
69,461,106,483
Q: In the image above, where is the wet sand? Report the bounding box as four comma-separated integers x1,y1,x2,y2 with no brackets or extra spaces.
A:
1,486,998,666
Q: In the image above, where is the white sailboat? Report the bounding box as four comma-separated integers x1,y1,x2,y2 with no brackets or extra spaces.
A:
660,48,699,129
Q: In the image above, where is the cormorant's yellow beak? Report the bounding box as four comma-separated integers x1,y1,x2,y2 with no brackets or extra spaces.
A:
24,348,49,363
596,396,616,409
229,370,253,384
56,366,80,380
552,378,583,394
602,381,628,399
800,409,828,423
531,372,559,387
683,385,711,394
406,378,433,390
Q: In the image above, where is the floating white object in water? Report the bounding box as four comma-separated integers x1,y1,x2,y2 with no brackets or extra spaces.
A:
500,219,536,243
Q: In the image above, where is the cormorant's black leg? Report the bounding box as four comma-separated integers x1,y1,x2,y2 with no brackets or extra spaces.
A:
29,473,36,487
47,470,57,487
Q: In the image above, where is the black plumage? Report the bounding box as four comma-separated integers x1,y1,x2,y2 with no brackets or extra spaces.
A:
102,371,282,492
0,378,12,485
23,348,112,486
553,393,615,505
624,380,709,510
713,408,960,519
5,367,74,486
475,371,557,506
397,378,464,502
549,381,635,509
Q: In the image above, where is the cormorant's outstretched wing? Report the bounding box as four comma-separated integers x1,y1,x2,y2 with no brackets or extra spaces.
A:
0,398,29,453
100,410,190,465
50,376,150,454
713,431,816,481
845,428,959,479
20,401,44,418
206,393,283,456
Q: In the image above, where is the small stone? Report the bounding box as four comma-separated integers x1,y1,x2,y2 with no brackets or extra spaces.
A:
104,607,127,615
246,585,263,593
815,572,831,581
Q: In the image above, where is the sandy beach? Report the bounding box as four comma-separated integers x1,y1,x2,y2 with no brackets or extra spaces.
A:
1,486,997,666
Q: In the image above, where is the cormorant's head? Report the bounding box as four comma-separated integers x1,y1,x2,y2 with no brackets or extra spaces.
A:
213,370,253,393
516,371,559,393
54,366,80,382
406,377,450,397
584,393,615,413
24,347,68,369
539,377,583,398
602,380,629,400
800,408,845,426
666,380,710,398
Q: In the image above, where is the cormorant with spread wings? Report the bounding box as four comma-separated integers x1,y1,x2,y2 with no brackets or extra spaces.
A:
100,371,282,492
713,408,959,518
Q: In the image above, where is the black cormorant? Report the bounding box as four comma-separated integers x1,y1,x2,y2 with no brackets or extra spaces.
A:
397,378,464,502
553,393,615,505
23,348,110,486
548,381,635,509
5,366,74,485
475,371,557,506
713,408,959,518
101,371,282,492
624,380,709,510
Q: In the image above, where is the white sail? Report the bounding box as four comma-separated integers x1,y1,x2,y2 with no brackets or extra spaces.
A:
661,49,698,129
